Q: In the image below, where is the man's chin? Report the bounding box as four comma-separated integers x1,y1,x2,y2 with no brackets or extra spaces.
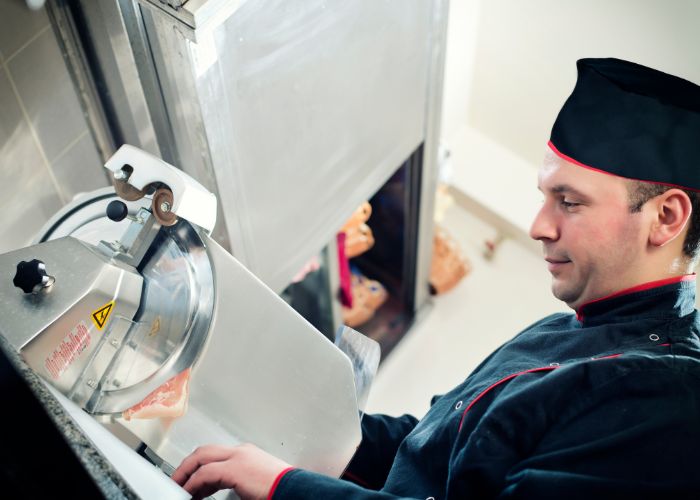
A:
551,280,583,310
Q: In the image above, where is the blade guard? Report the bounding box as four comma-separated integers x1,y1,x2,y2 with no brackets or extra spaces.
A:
104,145,217,233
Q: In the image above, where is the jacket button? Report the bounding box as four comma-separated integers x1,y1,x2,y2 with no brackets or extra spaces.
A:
455,401,463,410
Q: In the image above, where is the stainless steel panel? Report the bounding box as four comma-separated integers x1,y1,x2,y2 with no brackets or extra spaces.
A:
206,0,431,292
142,0,246,34
0,237,143,401
6,27,89,162
28,191,215,415
138,2,232,249
0,68,63,253
90,219,215,414
0,0,49,60
27,185,362,479
324,237,343,336
414,0,450,311
140,0,433,293
118,234,362,477
50,133,110,200
159,0,187,9
71,0,164,159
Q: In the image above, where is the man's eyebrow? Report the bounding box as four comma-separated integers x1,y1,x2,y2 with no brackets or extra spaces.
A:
546,184,590,199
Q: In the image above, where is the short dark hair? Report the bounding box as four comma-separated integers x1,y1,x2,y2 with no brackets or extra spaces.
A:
627,181,700,261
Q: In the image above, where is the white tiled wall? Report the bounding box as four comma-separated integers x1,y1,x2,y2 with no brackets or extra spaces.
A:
0,1,108,253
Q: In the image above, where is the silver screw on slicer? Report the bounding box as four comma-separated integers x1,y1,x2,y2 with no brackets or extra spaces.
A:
114,169,129,181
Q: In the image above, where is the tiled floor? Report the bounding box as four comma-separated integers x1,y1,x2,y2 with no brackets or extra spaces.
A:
364,198,567,418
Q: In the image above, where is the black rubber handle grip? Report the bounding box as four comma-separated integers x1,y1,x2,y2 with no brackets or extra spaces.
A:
106,200,129,222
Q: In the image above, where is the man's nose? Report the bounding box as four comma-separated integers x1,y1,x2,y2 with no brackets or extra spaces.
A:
529,205,559,241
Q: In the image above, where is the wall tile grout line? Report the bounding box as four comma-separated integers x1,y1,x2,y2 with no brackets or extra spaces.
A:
51,129,89,166
2,63,68,205
4,23,52,65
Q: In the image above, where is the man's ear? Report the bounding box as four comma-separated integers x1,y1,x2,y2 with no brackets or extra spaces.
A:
648,189,693,248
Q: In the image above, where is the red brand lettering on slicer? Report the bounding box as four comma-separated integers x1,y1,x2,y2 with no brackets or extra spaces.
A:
44,321,91,380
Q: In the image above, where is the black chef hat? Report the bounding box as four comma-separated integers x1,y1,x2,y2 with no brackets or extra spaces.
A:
549,58,700,192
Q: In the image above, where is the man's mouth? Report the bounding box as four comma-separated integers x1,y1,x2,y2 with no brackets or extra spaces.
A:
545,257,571,272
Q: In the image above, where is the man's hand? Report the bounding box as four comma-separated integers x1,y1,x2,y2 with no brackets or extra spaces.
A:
171,443,292,500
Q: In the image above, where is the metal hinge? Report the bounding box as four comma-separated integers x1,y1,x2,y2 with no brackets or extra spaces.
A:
156,0,188,9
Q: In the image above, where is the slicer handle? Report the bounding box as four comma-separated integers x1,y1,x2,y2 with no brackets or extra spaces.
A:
106,200,129,222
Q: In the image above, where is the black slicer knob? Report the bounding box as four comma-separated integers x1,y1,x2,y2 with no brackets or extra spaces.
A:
106,200,129,222
13,259,55,294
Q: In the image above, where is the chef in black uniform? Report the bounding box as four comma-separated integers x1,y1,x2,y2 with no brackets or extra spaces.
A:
173,58,700,500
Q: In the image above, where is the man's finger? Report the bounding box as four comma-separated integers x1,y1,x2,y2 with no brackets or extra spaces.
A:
183,460,234,500
171,445,236,486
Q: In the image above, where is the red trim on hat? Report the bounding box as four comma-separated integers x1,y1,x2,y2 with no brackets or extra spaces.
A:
575,274,696,322
547,141,700,193
548,141,619,178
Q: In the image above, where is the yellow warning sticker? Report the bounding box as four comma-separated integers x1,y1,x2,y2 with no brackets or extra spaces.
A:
91,301,115,330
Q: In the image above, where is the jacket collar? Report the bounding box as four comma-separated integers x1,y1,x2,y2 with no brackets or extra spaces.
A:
575,275,697,326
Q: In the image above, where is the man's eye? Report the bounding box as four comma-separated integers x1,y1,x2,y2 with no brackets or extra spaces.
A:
561,200,580,209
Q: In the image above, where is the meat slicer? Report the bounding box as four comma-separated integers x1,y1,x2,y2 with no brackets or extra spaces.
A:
0,145,374,482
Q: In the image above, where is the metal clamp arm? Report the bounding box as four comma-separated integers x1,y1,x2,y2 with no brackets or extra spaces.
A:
104,145,217,233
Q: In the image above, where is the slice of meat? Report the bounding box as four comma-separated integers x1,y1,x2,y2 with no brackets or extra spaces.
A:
122,368,191,421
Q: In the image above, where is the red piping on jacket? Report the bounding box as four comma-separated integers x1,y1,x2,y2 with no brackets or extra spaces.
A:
590,353,622,360
547,141,700,193
457,366,558,432
267,467,295,500
342,471,373,489
455,343,674,434
574,274,696,322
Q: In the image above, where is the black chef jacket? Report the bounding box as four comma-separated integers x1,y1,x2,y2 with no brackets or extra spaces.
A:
270,276,700,499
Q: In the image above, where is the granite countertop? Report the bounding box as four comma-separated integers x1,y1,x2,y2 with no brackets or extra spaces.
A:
0,334,138,499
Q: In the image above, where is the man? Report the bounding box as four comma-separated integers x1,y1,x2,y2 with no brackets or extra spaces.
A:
172,58,700,499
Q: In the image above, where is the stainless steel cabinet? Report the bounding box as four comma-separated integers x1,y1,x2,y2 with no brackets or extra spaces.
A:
59,0,448,309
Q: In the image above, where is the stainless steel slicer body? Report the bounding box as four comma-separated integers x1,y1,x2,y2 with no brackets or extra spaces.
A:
0,145,362,479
